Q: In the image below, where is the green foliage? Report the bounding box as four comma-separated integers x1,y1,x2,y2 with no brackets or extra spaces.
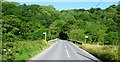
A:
2,40,49,61
85,22,107,44
49,20,66,38
79,44,119,62
68,29,85,42
2,2,119,45
105,32,118,45
2,15,21,42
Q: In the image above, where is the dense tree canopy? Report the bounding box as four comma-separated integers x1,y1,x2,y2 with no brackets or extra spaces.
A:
2,2,119,45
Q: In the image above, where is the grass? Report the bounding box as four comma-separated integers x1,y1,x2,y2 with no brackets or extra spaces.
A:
2,40,50,61
0,44,1,59
77,44,119,62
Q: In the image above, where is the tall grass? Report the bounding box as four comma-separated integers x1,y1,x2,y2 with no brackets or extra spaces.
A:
2,40,50,61
78,44,119,62
0,42,2,60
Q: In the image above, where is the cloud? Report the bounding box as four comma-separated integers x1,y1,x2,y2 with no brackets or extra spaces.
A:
7,0,119,2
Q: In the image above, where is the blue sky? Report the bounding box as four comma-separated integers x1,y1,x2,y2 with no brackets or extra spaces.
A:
19,2,118,10
7,0,119,2
7,0,119,10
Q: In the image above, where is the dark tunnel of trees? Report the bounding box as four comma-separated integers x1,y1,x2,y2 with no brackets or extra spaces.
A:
59,32,69,40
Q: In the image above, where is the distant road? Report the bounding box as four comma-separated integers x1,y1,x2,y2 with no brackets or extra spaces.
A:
29,40,102,62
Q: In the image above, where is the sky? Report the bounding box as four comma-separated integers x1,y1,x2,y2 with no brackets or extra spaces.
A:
7,0,119,2
7,0,119,10
19,2,118,10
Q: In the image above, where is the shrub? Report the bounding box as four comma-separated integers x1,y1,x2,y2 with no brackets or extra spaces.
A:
2,40,50,61
79,44,119,62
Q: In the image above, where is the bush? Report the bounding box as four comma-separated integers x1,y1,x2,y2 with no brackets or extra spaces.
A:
2,40,50,61
79,44,119,62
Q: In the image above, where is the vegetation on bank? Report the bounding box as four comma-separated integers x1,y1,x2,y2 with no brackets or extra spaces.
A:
2,40,49,61
78,44,119,62
2,2,119,45
0,42,2,60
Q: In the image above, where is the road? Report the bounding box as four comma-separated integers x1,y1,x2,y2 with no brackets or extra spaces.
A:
29,40,102,62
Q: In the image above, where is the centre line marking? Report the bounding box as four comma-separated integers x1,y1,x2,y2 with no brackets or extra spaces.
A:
66,49,70,57
65,46,67,48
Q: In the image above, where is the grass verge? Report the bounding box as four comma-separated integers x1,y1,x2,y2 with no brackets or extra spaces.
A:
77,44,119,62
2,40,50,61
0,42,2,60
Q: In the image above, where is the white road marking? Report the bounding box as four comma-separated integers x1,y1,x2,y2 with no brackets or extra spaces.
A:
65,46,67,48
66,49,70,57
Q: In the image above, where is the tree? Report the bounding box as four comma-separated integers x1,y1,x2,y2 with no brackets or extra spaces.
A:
68,29,85,42
49,20,66,38
2,2,119,45
105,32,118,45
2,15,21,42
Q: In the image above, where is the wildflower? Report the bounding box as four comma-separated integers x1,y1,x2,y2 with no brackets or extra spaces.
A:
3,49,6,51
8,49,11,51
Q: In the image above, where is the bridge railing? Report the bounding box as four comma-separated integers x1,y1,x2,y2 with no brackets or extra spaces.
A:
67,39,83,45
